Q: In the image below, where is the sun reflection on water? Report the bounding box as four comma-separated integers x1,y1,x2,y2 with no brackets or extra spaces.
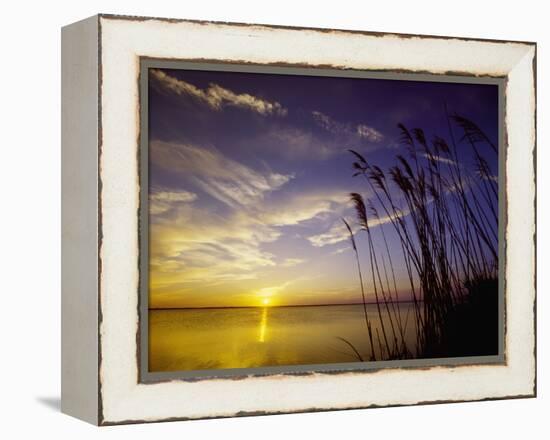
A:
258,307,268,343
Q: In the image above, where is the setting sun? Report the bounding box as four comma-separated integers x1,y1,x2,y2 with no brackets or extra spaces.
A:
262,298,270,306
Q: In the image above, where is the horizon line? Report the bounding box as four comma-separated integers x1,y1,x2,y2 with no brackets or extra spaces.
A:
148,299,418,311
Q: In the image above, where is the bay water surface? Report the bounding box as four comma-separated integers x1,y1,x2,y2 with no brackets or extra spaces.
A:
149,303,419,372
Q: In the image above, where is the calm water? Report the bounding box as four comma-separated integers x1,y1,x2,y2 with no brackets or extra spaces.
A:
149,303,419,372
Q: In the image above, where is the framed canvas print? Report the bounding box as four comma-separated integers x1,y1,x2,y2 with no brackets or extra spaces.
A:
61,14,536,425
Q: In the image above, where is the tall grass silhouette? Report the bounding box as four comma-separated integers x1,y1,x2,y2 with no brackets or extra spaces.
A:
343,112,499,360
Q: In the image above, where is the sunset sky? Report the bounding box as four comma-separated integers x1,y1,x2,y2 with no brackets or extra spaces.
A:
147,67,498,309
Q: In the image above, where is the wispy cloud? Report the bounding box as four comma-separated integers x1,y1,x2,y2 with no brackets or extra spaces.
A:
151,69,288,116
312,111,384,143
366,208,410,228
307,205,410,248
262,127,334,159
151,140,294,208
357,124,384,142
307,222,349,247
312,111,348,134
280,258,306,267
331,246,350,255
149,189,197,215
260,192,349,227
422,153,457,166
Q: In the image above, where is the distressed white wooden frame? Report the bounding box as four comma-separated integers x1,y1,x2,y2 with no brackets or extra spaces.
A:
61,14,536,425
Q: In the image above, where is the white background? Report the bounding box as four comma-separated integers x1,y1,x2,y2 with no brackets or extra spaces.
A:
0,0,546,438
